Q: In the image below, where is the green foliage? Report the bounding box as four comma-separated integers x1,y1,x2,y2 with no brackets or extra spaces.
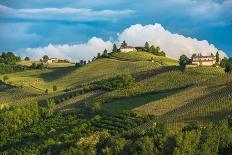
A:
0,63,29,74
24,57,30,61
220,57,228,68
42,55,49,62
179,55,190,71
41,99,56,118
112,44,118,53
121,40,127,48
102,49,109,58
0,52,21,64
216,51,220,63
53,85,57,91
30,63,45,69
97,74,135,91
144,42,150,52
3,75,9,82
225,58,232,73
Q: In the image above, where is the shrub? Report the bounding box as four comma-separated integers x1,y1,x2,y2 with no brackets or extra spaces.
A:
3,75,9,82
97,74,135,91
53,85,57,92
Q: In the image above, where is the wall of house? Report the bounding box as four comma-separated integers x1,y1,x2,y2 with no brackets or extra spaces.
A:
192,60,215,66
120,48,136,52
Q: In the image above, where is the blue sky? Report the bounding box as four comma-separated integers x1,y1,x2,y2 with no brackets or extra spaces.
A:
0,0,231,60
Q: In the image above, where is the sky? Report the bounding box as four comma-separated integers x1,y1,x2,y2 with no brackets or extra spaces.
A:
0,0,231,61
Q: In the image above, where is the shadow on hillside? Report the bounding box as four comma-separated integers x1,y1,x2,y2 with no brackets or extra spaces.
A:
182,110,232,123
38,66,76,82
102,86,190,114
133,66,179,82
157,85,232,122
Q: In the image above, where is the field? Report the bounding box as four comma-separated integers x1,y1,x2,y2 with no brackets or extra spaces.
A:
1,52,231,125
1,51,232,153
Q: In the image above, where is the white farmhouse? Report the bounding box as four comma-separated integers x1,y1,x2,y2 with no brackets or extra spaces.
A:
46,58,58,64
119,46,137,52
191,54,216,66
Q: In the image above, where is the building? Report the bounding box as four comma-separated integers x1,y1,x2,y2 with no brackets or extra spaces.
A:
191,54,216,66
119,46,137,52
46,58,59,63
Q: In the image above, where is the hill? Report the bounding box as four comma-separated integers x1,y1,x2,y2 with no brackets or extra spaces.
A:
0,51,231,154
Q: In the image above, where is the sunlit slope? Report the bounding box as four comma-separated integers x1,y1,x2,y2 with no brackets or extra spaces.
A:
111,51,178,66
100,66,231,127
55,58,161,88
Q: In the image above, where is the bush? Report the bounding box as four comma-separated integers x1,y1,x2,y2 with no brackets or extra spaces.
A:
97,74,135,91
53,85,57,92
225,58,232,73
3,75,9,82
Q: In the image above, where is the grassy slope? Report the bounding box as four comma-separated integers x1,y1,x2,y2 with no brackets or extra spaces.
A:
1,52,232,129
111,51,178,66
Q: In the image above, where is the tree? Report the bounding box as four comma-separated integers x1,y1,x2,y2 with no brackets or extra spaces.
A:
121,41,127,47
53,85,57,91
179,55,190,71
43,55,49,62
0,52,21,64
45,89,48,94
80,60,84,65
225,58,232,73
216,51,220,63
3,75,9,82
24,57,30,61
220,57,228,68
102,49,109,58
91,102,102,113
192,53,197,58
97,53,101,58
144,42,150,52
112,44,118,53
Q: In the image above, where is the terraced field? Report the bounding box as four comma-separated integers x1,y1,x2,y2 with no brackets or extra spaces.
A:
1,51,232,131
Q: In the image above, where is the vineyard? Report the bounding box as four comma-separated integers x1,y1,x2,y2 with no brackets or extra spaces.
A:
1,52,232,153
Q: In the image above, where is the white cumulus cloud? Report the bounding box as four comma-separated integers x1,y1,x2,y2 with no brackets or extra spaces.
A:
20,23,227,61
23,37,113,61
117,23,227,59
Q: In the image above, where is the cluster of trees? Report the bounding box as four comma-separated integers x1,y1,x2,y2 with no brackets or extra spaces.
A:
0,63,29,74
0,52,21,64
0,97,231,154
144,42,166,57
96,74,135,91
30,62,45,69
220,57,232,73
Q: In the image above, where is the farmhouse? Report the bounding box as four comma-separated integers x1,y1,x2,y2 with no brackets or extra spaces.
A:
119,46,137,52
45,58,70,64
191,54,216,66
46,58,59,63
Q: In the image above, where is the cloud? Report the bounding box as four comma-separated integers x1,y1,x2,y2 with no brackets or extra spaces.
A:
0,4,135,22
19,23,227,61
167,0,232,24
22,37,113,61
117,23,227,59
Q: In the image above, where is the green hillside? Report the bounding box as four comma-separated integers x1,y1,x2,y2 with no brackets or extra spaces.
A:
0,51,232,154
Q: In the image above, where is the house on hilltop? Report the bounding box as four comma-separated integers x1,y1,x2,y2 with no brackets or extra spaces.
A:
119,46,137,52
45,58,70,64
191,53,216,66
46,58,58,63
